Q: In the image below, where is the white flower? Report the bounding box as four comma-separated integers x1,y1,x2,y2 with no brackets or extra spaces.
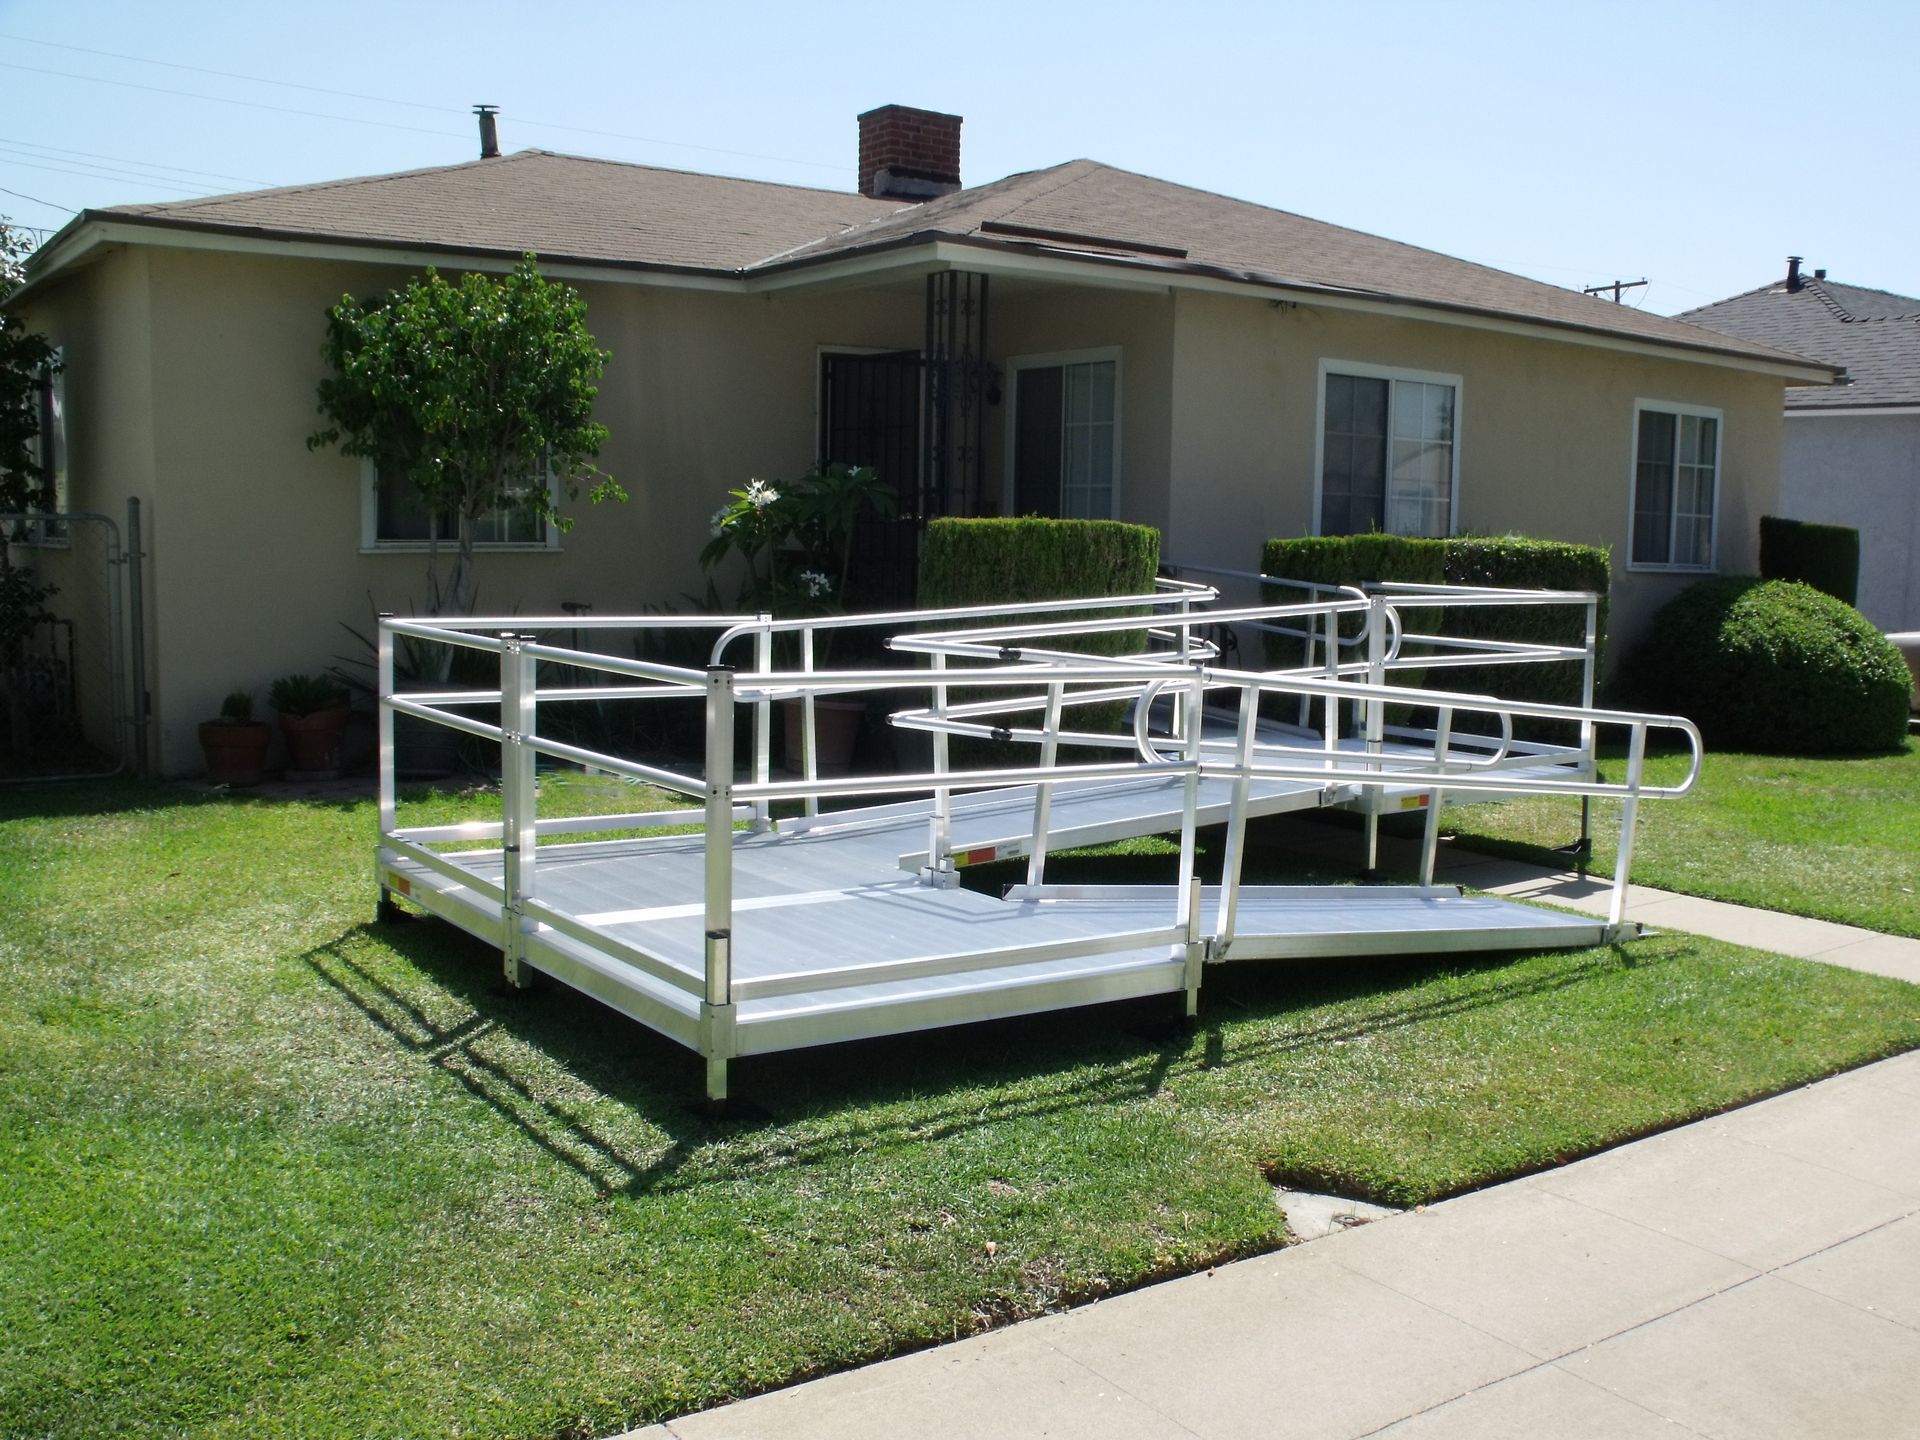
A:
745,479,779,510
800,570,832,599
709,505,730,537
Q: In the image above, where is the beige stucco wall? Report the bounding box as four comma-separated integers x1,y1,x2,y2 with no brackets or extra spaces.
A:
31,245,924,774
988,284,1175,536
1165,289,1787,654
17,239,1793,775
6,246,159,765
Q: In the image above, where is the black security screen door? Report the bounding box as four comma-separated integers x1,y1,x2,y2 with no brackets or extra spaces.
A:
820,348,923,609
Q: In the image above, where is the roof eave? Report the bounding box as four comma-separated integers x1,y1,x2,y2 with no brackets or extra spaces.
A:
752,231,1842,383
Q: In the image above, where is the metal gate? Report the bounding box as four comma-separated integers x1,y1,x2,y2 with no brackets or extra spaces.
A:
0,500,147,781
820,348,923,609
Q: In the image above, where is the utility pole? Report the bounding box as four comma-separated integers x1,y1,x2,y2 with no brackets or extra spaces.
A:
1583,278,1648,304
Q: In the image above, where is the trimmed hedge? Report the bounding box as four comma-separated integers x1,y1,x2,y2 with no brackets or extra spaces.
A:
921,517,1161,607
1760,515,1860,606
1628,577,1909,754
918,518,1161,756
1259,534,1609,711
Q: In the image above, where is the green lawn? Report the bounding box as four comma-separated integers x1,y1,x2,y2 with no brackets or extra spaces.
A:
1440,739,1920,938
4,778,1918,1438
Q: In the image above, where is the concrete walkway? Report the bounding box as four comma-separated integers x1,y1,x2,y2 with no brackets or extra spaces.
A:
625,852,1920,1440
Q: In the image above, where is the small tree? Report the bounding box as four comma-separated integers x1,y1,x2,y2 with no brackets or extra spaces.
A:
0,218,60,756
308,254,623,619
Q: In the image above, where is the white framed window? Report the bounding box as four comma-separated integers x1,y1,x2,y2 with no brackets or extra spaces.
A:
1314,360,1461,537
1005,349,1120,519
15,351,69,547
1629,400,1720,571
359,459,560,553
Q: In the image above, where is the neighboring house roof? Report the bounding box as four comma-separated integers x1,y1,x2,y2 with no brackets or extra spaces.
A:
27,147,1832,379
1680,277,1920,410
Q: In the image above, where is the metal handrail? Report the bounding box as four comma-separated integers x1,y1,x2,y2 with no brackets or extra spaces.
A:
377,581,1679,1064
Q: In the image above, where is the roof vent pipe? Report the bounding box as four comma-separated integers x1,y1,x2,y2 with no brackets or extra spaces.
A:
1786,255,1803,292
475,104,500,160
1814,268,1827,281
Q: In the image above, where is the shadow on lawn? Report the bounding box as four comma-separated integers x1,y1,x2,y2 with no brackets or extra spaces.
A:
303,897,1667,1203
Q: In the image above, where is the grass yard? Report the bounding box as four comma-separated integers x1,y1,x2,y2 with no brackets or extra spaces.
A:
4,777,1919,1439
1439,738,1920,938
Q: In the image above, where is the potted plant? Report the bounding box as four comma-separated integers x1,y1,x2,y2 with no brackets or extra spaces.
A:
270,672,350,777
699,463,895,775
198,688,272,786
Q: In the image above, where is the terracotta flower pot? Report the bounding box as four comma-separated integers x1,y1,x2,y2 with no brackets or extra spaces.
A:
781,696,865,777
278,704,351,777
199,719,273,787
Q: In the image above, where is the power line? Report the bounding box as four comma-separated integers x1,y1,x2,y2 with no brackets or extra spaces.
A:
0,61,469,142
0,32,453,113
0,147,221,193
0,34,845,176
0,135,277,187
0,154,205,196
0,182,72,214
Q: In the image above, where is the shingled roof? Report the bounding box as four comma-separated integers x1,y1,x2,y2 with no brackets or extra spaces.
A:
59,147,1827,376
101,149,907,273
1680,276,1920,409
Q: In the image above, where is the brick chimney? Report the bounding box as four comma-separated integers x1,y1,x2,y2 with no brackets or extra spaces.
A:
858,104,962,200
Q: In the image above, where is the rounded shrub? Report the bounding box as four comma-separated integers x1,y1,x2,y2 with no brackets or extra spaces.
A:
1629,577,1910,753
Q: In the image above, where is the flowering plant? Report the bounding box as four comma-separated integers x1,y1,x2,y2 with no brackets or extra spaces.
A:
699,463,895,617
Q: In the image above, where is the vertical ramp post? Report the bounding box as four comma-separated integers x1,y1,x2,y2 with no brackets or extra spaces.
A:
753,615,773,831
1419,706,1454,887
1174,667,1205,983
1577,596,1599,856
924,652,955,887
1214,680,1260,957
375,614,399,922
1608,723,1649,937
1025,679,1065,890
499,634,538,988
800,627,820,819
702,665,738,1104
1363,594,1389,873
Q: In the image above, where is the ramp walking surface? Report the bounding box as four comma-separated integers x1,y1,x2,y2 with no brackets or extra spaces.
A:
618,864,1920,1440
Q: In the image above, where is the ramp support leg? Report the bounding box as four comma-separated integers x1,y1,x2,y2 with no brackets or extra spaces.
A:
499,634,537,989
1182,875,1204,1018
701,999,736,1107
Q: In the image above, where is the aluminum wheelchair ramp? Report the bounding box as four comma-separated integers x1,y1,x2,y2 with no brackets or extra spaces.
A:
1005,883,1611,961
372,579,1701,1102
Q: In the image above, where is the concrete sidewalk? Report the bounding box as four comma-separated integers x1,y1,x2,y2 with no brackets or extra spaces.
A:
636,1050,1920,1439
626,852,1920,1439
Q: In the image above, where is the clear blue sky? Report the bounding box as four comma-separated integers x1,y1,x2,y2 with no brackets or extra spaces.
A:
4,0,1915,316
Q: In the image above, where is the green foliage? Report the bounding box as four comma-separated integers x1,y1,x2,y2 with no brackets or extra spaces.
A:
1629,577,1910,753
1440,537,1610,709
1260,535,1447,593
1,219,61,669
1759,515,1860,606
1259,533,1608,713
308,255,623,617
215,690,257,725
698,464,896,614
919,518,1161,756
0,563,56,668
268,673,348,719
1443,741,1920,939
6,780,1920,1435
920,517,1161,609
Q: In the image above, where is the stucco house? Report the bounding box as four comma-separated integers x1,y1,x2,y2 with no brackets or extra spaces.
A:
8,104,1836,776
1680,260,1919,631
